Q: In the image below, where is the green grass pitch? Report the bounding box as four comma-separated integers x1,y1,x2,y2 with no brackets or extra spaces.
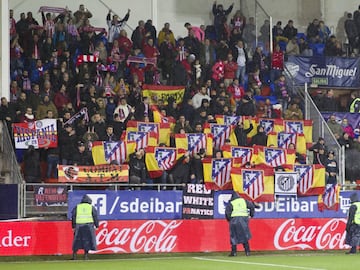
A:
1,251,360,270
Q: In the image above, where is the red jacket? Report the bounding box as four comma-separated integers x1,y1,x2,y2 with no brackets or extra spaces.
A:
211,61,225,81
227,84,245,100
271,50,284,70
54,92,71,111
223,61,238,79
118,36,133,56
130,66,145,83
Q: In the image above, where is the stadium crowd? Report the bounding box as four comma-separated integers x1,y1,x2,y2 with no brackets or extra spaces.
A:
4,1,360,187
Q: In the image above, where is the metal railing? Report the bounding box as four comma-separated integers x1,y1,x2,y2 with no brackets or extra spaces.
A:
283,68,345,186
304,84,345,186
0,121,23,184
241,0,273,56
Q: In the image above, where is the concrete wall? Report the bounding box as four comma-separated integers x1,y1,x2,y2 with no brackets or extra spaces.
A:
8,0,360,43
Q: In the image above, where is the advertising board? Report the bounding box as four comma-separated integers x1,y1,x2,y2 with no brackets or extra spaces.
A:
0,218,349,256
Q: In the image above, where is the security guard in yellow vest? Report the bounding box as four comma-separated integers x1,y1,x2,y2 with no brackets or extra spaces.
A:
225,191,258,256
345,193,360,254
71,194,99,260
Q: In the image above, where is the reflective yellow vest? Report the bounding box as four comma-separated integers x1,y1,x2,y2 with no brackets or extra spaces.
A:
230,198,248,217
76,203,94,224
349,98,360,113
353,202,360,225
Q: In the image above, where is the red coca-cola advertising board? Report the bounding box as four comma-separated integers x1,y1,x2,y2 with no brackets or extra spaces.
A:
0,218,349,256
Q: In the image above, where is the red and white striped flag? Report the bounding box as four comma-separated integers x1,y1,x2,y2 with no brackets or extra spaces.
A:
318,183,340,211
76,54,99,66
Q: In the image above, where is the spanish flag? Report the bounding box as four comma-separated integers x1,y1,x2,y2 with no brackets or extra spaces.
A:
231,167,275,202
203,123,237,149
203,158,233,190
253,145,296,167
284,119,313,146
142,84,185,105
126,120,171,146
145,146,178,178
267,132,307,155
222,145,253,167
257,118,284,135
151,105,176,131
242,116,258,139
318,183,340,211
121,131,158,150
175,133,213,157
92,141,136,165
294,164,325,196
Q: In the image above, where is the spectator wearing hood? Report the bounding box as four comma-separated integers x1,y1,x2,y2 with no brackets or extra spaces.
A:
234,118,253,146
71,194,99,260
225,191,258,257
345,193,360,254
250,125,267,146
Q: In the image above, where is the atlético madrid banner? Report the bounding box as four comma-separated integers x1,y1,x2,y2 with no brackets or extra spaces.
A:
0,218,350,256
13,119,58,149
285,56,360,88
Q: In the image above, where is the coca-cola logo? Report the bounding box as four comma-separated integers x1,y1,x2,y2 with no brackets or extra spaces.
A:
274,218,349,250
94,220,182,253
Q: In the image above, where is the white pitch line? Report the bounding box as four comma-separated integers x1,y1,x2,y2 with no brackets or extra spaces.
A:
192,257,327,270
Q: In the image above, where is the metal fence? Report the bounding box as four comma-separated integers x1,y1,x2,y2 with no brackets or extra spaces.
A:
0,121,23,184
304,84,345,186
240,0,272,56
282,65,345,186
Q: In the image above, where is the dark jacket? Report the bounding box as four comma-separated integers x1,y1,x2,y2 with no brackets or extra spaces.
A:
58,128,77,160
234,123,253,146
71,194,99,253
236,98,256,116
170,155,191,184
73,149,94,166
250,126,267,146
190,153,204,183
345,193,360,249
225,192,257,245
129,152,147,181
23,146,41,182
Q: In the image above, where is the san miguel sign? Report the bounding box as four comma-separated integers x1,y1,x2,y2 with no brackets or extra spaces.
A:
285,56,360,88
0,218,350,256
